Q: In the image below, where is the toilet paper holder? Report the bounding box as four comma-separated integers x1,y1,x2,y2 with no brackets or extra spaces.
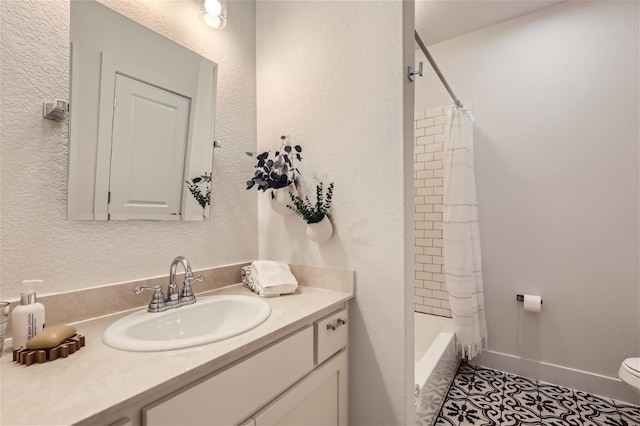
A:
516,294,543,304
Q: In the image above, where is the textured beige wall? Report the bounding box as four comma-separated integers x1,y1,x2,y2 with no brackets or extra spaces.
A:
0,0,258,299
2,1,416,422
256,1,414,424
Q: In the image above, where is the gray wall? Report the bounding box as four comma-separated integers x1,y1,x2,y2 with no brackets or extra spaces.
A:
416,1,639,400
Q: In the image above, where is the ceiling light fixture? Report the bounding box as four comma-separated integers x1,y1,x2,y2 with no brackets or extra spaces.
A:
200,0,226,29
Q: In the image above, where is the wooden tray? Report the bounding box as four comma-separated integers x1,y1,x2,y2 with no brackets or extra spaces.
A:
12,334,86,366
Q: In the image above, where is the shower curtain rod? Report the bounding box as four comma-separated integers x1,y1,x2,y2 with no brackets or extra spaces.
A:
415,29,464,109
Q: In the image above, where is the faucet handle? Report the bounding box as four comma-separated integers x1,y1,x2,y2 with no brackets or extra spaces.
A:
135,285,167,313
179,275,204,306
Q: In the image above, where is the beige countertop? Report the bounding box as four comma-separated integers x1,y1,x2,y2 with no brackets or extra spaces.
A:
0,283,353,425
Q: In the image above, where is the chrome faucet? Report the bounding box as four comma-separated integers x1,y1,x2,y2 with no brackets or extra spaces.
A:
135,256,204,313
169,256,204,306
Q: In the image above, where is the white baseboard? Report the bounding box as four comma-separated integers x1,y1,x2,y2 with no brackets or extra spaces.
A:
472,350,640,405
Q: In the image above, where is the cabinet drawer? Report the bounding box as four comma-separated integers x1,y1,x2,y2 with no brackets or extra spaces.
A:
315,309,348,365
143,326,314,425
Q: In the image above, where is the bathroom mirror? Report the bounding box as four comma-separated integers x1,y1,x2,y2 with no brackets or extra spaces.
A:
68,0,217,221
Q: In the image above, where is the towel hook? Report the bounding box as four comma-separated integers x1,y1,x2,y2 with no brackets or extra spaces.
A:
43,99,69,122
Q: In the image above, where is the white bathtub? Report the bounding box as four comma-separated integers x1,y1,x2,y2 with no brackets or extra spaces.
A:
414,312,459,426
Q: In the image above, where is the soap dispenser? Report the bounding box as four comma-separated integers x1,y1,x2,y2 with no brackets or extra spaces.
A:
11,280,46,349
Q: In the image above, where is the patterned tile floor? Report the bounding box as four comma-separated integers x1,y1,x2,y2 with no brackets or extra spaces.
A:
434,362,640,426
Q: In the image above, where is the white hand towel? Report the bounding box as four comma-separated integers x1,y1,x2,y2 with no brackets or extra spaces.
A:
242,265,279,298
250,261,298,296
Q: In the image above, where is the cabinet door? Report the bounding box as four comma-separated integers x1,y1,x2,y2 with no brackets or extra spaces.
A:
143,327,313,426
253,351,348,426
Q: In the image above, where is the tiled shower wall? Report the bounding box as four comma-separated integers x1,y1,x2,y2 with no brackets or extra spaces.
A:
414,107,451,317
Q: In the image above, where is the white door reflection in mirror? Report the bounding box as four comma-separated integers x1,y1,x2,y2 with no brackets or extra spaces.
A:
108,74,190,221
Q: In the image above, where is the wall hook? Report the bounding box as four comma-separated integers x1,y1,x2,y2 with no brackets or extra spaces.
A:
213,139,222,148
43,99,69,122
408,61,423,82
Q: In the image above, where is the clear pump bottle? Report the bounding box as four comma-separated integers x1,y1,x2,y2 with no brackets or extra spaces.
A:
11,280,46,349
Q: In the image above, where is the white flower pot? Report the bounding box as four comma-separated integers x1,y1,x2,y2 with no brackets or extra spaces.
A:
306,216,333,243
270,188,294,215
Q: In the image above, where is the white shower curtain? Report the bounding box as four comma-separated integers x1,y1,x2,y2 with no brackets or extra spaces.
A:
443,106,488,360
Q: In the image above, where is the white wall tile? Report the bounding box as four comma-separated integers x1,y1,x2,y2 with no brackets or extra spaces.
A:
414,110,451,316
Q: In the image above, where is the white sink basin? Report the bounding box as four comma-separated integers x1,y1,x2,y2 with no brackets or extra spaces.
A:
103,295,271,351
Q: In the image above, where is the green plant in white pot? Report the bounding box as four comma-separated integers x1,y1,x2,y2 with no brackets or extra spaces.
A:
288,182,334,243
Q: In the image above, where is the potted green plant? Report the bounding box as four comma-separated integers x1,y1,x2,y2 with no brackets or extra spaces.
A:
288,182,334,242
246,135,302,214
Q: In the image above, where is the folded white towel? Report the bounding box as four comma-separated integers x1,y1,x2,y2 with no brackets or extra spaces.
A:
250,261,298,297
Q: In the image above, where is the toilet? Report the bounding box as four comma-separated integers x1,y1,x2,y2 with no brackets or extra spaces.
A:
619,358,640,396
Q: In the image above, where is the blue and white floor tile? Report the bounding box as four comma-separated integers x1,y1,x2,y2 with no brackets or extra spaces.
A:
432,362,640,426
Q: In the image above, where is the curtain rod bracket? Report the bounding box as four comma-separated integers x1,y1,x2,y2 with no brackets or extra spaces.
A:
408,61,423,82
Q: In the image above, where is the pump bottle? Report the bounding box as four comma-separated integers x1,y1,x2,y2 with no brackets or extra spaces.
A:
11,280,46,349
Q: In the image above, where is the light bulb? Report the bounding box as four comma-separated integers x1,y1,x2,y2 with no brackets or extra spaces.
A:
204,0,222,16
202,13,226,29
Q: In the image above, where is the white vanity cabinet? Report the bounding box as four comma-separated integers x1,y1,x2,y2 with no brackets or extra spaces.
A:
1,280,354,426
140,307,348,426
